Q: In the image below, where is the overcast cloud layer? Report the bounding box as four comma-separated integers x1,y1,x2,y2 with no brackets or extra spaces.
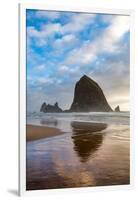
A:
27,10,130,112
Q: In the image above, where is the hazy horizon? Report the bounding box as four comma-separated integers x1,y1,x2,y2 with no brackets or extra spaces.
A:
27,10,130,112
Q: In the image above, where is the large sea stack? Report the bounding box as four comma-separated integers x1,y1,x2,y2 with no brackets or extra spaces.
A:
69,75,112,112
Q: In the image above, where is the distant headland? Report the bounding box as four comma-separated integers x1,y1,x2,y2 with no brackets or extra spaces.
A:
40,75,120,113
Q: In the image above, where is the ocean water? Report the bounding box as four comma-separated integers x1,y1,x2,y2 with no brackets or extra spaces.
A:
26,112,130,190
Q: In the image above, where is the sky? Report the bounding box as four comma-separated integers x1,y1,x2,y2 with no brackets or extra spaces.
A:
26,9,130,112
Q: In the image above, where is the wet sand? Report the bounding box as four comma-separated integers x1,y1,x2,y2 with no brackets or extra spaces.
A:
26,121,130,190
27,125,63,141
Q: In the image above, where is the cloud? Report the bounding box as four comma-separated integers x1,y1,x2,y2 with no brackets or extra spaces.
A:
65,40,97,65
35,10,60,20
61,13,96,34
27,23,62,46
97,15,130,52
37,77,54,84
58,65,69,74
54,34,78,49
35,64,46,71
64,15,130,66
27,12,96,47
88,35,130,111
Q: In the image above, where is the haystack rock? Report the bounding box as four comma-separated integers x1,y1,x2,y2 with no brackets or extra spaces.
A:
115,105,120,112
69,75,112,112
40,102,62,113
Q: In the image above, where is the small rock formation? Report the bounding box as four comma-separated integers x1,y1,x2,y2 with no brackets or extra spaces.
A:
115,105,120,112
69,75,112,112
40,102,62,113
40,102,47,112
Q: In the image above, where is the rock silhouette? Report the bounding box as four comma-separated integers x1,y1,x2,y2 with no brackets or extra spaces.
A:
70,75,112,112
115,105,120,112
40,102,62,113
40,75,113,112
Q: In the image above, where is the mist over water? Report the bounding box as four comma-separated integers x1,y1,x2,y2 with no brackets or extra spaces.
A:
26,112,130,190
27,111,129,128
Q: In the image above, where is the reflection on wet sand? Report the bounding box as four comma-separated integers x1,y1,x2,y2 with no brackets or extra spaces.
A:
40,118,58,126
26,121,130,190
71,121,107,162
72,131,104,162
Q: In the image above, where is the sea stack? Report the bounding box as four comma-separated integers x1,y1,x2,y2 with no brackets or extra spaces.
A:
40,102,62,113
115,105,120,112
40,102,47,112
69,75,112,112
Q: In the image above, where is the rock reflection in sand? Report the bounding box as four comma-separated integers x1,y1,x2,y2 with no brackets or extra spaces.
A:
71,121,107,162
40,118,58,126
72,131,104,162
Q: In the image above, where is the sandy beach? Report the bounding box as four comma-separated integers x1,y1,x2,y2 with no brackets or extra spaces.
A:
27,125,63,141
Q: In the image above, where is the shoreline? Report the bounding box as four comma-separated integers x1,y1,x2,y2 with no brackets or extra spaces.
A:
26,124,63,142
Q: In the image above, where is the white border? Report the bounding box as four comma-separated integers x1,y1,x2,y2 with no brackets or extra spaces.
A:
19,3,134,197
19,4,26,196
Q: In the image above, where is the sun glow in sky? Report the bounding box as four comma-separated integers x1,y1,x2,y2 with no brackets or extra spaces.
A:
27,9,130,112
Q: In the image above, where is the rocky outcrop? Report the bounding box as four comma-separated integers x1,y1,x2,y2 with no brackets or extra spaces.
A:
69,75,112,112
115,105,120,112
40,102,62,113
40,102,47,112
